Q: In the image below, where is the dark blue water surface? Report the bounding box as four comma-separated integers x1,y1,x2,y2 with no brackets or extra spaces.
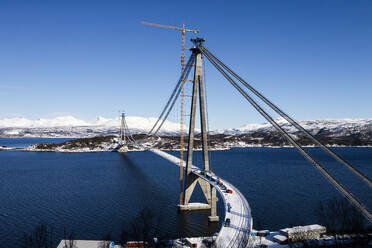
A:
0,138,72,148
0,138,371,247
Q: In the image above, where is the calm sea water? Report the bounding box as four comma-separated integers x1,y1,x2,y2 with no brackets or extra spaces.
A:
0,138,371,246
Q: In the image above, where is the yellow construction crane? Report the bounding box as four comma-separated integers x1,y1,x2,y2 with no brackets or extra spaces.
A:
141,21,199,206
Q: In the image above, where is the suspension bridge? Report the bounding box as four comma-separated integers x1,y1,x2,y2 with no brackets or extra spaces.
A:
118,37,372,247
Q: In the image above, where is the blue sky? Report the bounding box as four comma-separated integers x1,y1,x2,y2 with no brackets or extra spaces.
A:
0,0,371,129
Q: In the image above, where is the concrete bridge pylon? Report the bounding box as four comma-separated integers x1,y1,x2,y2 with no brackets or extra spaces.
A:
178,39,218,222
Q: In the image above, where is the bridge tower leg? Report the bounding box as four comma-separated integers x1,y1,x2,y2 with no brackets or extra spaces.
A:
178,41,218,222
118,112,128,153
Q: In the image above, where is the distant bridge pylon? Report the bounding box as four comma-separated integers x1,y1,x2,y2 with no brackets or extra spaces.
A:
117,112,135,153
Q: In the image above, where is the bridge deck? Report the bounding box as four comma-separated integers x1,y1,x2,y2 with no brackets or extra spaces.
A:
150,149,252,248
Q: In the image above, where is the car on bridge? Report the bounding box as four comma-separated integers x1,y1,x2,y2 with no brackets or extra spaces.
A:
227,203,232,212
224,218,231,227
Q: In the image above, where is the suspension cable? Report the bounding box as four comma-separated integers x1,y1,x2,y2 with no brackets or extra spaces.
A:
200,47,372,223
203,54,213,169
148,54,195,135
123,116,135,144
152,54,195,135
200,45,372,188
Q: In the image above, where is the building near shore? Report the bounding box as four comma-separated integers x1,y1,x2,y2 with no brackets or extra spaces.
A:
279,224,326,242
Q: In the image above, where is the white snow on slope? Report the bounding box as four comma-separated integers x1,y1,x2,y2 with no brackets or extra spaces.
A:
0,115,183,134
211,117,372,135
91,116,182,133
0,115,371,138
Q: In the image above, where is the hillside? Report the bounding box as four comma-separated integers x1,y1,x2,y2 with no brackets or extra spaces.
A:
1,116,372,148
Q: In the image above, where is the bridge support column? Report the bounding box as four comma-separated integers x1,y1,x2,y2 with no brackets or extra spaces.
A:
208,187,219,222
178,40,218,222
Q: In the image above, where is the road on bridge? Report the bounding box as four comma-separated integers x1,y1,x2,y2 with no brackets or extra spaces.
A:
150,148,253,248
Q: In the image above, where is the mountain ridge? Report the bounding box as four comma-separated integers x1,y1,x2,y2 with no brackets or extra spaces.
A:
0,116,372,143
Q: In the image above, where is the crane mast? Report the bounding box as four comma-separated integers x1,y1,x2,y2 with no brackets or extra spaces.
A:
141,21,199,205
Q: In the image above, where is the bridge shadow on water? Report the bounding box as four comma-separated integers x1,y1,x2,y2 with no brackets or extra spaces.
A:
119,152,223,238
229,210,250,219
116,152,221,238
117,152,170,205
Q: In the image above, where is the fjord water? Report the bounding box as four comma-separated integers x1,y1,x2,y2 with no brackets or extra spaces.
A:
0,138,72,148
0,138,371,246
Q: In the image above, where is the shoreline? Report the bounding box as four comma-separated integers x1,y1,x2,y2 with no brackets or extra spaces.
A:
1,144,372,153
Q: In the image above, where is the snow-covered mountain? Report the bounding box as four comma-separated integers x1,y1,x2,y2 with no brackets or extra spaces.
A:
0,116,371,140
0,116,176,129
0,116,182,137
212,117,372,136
